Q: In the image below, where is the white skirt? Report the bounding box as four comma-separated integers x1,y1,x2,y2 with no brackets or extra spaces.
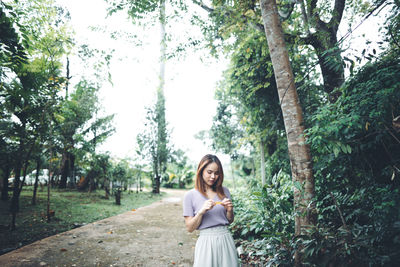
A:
194,225,239,267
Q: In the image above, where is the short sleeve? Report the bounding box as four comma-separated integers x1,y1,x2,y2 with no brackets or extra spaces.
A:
183,191,194,217
223,187,231,199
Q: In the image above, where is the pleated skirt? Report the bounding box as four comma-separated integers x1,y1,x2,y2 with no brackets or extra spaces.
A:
193,225,239,267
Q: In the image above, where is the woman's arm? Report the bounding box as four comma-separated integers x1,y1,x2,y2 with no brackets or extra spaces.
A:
222,198,234,224
226,209,234,224
184,199,215,232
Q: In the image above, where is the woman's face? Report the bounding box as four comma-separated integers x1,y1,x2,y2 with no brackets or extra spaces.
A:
202,162,220,188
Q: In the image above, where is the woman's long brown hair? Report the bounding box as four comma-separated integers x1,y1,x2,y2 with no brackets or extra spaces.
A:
195,154,226,199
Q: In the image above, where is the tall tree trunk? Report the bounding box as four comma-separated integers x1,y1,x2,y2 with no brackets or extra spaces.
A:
104,176,110,199
47,148,52,222
32,158,41,205
10,123,26,230
60,151,74,188
260,0,316,263
303,0,346,101
159,0,166,90
88,170,96,193
307,35,344,101
152,0,167,195
139,172,142,192
10,162,22,230
136,170,140,193
260,138,266,187
1,165,10,201
153,175,161,194
18,158,29,195
59,151,68,188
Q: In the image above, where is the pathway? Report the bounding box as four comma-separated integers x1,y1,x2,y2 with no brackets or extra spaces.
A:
0,189,197,267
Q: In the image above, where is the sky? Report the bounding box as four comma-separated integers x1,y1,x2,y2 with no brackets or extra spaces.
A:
56,0,388,166
57,0,230,164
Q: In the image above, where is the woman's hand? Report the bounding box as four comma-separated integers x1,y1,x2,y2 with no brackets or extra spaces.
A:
199,199,215,215
184,199,215,233
221,198,233,212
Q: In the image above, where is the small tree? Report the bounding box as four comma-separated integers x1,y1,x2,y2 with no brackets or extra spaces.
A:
137,100,170,194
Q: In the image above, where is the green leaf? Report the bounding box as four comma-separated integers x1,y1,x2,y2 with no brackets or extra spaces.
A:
333,147,340,157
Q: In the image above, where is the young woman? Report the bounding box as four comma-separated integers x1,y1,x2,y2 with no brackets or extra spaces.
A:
183,154,239,267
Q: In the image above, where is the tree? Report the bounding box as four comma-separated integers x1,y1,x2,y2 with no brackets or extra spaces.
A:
0,0,76,228
153,0,169,193
190,0,376,102
259,0,316,264
1,0,115,229
210,29,285,187
137,99,170,193
106,0,172,193
57,80,99,188
210,96,241,189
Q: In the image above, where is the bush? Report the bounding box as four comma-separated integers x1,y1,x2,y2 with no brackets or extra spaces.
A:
231,170,295,266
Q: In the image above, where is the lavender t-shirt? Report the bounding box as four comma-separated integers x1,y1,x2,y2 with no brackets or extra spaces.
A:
183,187,232,230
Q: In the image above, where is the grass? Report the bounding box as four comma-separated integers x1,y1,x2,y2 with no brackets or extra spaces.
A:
0,186,165,255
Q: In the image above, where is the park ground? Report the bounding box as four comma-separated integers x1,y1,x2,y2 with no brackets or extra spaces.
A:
0,189,198,267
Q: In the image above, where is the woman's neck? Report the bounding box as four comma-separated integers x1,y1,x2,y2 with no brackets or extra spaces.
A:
204,184,214,192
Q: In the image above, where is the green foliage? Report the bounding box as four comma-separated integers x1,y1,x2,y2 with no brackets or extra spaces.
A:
0,3,29,71
382,0,400,56
163,149,194,188
297,53,400,266
231,170,295,265
299,186,400,266
111,161,128,185
230,50,400,266
210,29,285,170
106,0,160,22
305,55,400,188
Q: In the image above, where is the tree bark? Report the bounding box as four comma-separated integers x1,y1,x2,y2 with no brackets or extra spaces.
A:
152,0,167,195
10,160,22,230
18,158,29,195
153,175,160,194
260,0,316,263
139,172,142,192
136,172,139,193
115,188,121,205
59,151,74,188
1,165,10,201
32,158,41,205
303,0,346,101
47,147,52,222
88,170,96,193
104,177,110,199
305,32,344,101
10,122,26,230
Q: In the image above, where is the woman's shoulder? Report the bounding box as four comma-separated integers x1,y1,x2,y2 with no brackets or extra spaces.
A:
222,186,230,193
222,186,231,198
184,188,198,198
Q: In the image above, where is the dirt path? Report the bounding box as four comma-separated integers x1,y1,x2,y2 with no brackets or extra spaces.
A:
0,189,198,267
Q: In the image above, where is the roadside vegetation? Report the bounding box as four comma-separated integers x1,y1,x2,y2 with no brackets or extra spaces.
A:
0,186,164,255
